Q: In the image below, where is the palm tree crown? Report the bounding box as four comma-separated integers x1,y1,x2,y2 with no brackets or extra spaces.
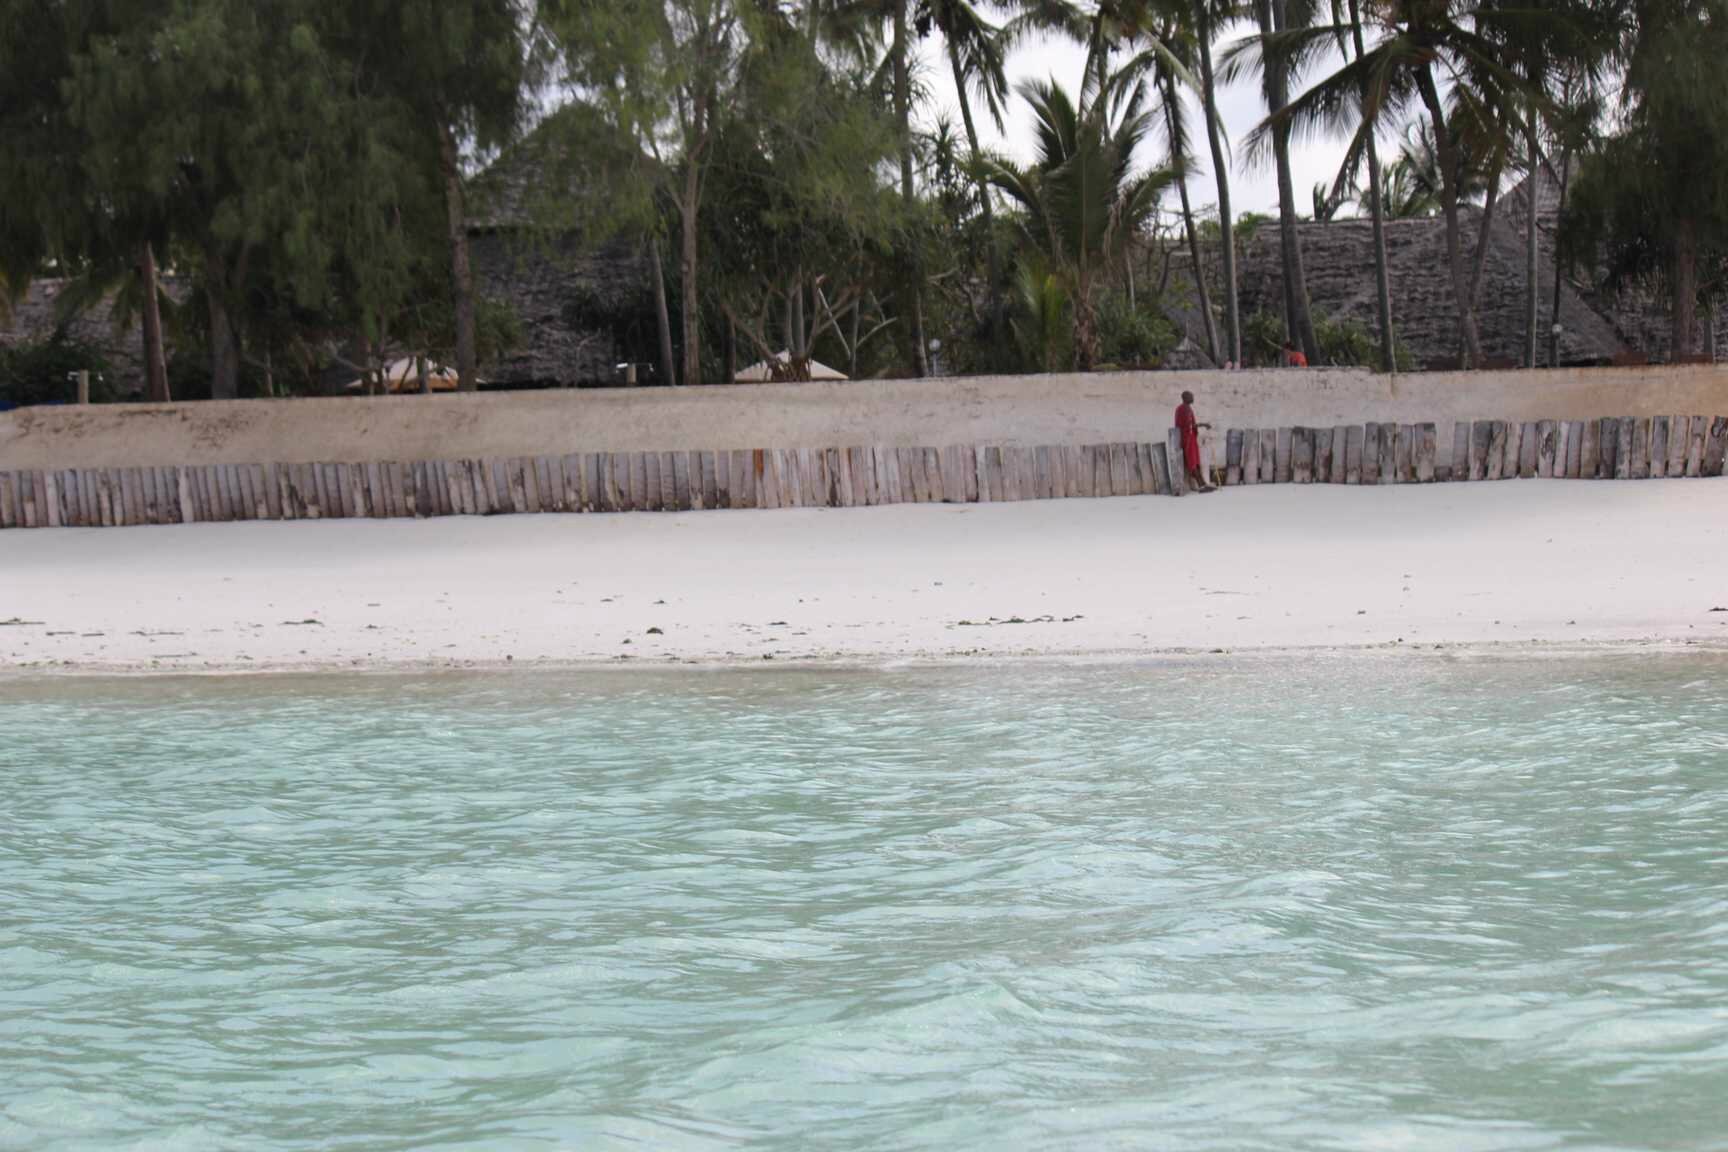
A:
984,73,1175,370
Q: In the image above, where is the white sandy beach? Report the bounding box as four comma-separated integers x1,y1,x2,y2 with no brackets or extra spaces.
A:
2,480,1725,674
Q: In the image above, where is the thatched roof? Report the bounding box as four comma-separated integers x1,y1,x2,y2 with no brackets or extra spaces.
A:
468,108,659,387
1224,206,1630,369
1500,168,1726,363
0,277,188,393
471,229,655,387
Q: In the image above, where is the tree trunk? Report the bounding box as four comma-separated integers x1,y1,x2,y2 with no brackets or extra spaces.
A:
650,235,677,386
893,0,929,377
417,354,430,394
139,242,170,403
678,79,708,390
1417,65,1482,368
1263,0,1318,360
950,43,1003,349
1164,70,1219,363
725,320,737,383
1548,145,1572,368
1195,3,1241,365
1523,121,1540,369
790,275,806,358
1468,148,1504,314
358,329,374,396
437,125,479,392
679,170,702,386
204,244,240,401
1349,0,1395,373
1672,216,1698,360
849,300,861,378
1074,291,1098,371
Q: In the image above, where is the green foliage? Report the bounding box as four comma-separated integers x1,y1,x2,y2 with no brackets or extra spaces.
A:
698,12,906,368
1241,309,1286,367
1314,311,1387,369
1010,256,1071,374
1096,295,1178,368
1241,308,1410,370
983,70,1175,369
1563,0,1728,343
1233,212,1272,246
0,0,530,399
0,336,114,407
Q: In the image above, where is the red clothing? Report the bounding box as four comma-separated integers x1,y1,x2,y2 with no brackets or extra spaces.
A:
1176,403,1202,472
1286,349,1309,368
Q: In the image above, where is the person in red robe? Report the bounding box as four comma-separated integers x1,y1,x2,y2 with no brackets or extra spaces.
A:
1176,390,1214,492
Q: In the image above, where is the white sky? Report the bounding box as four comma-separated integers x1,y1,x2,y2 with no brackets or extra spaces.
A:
919,28,1356,219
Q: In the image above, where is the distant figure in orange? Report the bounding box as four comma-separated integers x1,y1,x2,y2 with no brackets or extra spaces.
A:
1281,341,1309,368
1175,390,1215,493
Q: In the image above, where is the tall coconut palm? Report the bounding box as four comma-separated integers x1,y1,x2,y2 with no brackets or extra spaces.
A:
1190,0,1242,364
1246,0,1569,368
1051,0,1223,362
1332,0,1396,372
1250,0,1319,360
918,0,1013,341
983,74,1177,370
1157,36,1222,362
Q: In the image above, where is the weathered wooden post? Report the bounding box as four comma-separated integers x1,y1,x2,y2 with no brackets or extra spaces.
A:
1537,420,1558,478
1615,418,1634,479
1486,422,1507,481
1631,417,1652,479
1687,416,1707,476
1704,416,1728,477
1665,415,1688,476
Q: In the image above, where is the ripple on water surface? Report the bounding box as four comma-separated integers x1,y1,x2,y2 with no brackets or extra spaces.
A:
3,654,1727,1151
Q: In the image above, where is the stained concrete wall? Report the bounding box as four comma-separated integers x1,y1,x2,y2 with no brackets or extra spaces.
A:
3,365,1725,471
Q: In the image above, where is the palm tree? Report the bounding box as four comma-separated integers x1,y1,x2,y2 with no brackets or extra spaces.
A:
1378,153,1438,219
1336,0,1396,372
1081,0,1241,363
1156,30,1222,362
984,74,1176,370
1250,0,1319,360
1248,0,1572,368
1312,180,1351,221
919,0,1013,341
1054,0,1224,363
1190,0,1242,364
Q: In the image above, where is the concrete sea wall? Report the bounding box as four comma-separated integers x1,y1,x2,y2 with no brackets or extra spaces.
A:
3,365,1726,471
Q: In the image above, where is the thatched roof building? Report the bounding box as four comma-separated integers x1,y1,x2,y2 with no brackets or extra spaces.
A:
467,107,660,388
1163,171,1721,370
0,277,188,395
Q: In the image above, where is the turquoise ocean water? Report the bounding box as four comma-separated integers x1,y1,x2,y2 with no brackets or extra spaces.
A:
3,655,1726,1150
